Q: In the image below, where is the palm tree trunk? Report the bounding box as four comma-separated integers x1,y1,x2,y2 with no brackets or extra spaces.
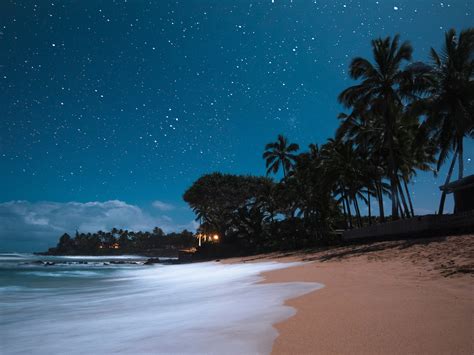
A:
458,137,464,179
397,178,411,218
367,190,372,225
340,195,349,229
387,132,399,220
403,178,415,217
353,197,362,228
438,149,458,215
398,203,404,219
376,181,385,222
344,194,353,229
389,173,399,219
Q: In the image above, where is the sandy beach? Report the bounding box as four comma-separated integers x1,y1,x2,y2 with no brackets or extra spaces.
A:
227,235,474,354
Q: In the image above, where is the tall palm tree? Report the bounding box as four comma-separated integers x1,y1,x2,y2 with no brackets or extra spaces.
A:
336,111,387,221
419,28,474,214
338,35,416,220
394,108,437,217
263,134,299,178
286,144,337,238
322,139,367,228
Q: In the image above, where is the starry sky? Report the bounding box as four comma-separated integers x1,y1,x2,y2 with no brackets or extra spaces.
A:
1,0,473,251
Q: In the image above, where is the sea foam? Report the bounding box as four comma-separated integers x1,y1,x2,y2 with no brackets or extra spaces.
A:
0,258,322,354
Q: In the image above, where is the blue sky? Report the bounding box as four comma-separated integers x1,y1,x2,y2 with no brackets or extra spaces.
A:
0,1,472,251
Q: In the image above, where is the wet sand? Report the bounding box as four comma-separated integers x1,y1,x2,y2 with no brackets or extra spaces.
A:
227,235,474,354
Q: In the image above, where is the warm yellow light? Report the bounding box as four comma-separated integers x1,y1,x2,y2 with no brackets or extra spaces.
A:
213,234,219,241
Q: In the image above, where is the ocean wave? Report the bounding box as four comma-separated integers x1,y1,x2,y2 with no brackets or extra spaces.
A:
0,286,29,292
57,255,148,260
1,261,323,354
0,253,33,261
22,270,101,278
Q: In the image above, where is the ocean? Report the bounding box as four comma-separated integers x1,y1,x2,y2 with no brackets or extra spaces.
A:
0,253,322,354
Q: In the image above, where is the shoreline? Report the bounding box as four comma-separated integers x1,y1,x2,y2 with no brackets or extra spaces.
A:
0,256,317,354
228,235,473,354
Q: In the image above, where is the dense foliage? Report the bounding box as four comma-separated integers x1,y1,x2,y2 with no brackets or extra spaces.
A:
183,170,341,254
184,28,473,255
47,228,195,255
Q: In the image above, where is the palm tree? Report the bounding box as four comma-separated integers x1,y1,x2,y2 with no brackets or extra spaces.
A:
286,144,337,238
263,134,300,178
419,28,474,214
322,139,367,228
336,111,388,221
394,108,437,217
338,35,416,220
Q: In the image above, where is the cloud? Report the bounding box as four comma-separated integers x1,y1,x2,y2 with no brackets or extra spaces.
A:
0,200,197,252
151,200,175,211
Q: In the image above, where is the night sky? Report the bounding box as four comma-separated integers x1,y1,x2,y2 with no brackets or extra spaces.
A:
1,1,473,251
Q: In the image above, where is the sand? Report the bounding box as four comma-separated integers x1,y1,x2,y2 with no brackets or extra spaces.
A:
227,235,474,354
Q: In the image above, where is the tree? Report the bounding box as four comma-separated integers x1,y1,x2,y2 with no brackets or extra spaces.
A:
263,134,299,179
289,144,339,240
418,28,474,214
49,227,196,255
56,233,74,253
336,111,388,222
338,35,417,219
321,139,366,228
183,173,275,246
394,109,436,217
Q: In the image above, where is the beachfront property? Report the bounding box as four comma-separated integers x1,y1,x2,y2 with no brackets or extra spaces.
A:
343,175,474,242
440,174,474,214
196,233,220,247
99,243,120,250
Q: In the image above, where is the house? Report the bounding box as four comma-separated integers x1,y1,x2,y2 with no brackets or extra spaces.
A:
439,174,474,214
196,233,219,247
99,242,120,249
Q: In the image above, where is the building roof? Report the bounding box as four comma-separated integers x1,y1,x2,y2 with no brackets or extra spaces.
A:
439,174,474,193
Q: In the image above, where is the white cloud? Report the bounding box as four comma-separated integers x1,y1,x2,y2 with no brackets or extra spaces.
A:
0,200,196,252
151,200,175,211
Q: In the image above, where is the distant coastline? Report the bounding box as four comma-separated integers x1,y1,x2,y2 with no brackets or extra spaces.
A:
39,228,196,259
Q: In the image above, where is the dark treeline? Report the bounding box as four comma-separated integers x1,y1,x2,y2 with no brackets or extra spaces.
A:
184,29,473,256
46,228,196,255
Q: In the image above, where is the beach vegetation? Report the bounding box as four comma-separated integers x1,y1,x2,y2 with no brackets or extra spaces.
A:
183,28,473,257
46,229,196,255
